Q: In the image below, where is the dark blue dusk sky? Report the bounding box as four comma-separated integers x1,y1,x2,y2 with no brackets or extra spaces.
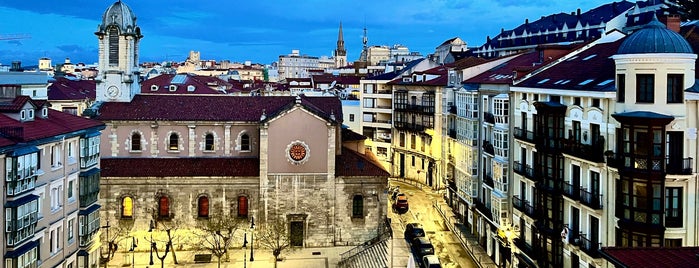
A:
0,0,611,66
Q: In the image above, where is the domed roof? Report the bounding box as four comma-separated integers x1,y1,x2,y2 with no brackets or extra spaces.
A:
617,15,693,54
97,1,138,35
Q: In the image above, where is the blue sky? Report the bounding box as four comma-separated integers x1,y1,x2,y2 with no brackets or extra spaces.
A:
0,0,612,66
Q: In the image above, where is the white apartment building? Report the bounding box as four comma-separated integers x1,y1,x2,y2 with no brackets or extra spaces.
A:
278,50,320,80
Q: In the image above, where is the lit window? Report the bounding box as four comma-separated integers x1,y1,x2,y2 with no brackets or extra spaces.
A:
198,196,209,218
158,196,170,219
122,196,133,218
169,133,179,151
237,196,248,218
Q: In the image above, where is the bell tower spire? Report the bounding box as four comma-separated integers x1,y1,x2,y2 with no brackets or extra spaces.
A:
334,21,347,68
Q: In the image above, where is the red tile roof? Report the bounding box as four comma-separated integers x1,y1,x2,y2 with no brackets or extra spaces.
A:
335,148,390,177
140,74,226,94
95,94,343,124
515,39,624,91
48,77,96,100
0,109,104,142
465,52,541,84
601,247,699,268
0,96,33,112
101,157,260,177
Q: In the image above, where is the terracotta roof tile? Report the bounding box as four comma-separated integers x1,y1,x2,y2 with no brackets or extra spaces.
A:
48,77,96,100
342,128,366,142
336,148,390,177
0,96,32,112
140,74,226,94
101,157,259,177
95,94,342,124
0,109,104,142
601,247,699,268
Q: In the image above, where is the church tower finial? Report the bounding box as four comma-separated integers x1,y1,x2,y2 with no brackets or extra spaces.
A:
334,21,347,68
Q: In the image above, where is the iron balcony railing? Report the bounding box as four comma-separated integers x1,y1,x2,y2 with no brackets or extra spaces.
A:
475,199,493,220
562,137,605,163
579,234,601,258
483,173,494,188
513,161,537,182
580,188,603,210
524,200,537,218
606,153,693,175
562,181,580,201
448,129,457,139
482,140,495,155
513,195,525,212
394,104,435,114
484,112,495,124
513,127,535,144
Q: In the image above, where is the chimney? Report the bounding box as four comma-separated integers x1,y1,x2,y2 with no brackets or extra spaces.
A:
525,18,529,24
577,8,581,16
661,14,681,33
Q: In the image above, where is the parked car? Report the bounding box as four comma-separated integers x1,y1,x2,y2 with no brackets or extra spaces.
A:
392,195,409,213
404,223,425,240
391,191,405,201
411,237,435,259
422,255,442,268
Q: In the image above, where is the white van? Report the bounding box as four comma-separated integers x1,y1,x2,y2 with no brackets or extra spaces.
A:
422,255,441,268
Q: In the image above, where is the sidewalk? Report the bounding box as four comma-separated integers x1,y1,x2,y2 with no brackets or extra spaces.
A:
106,245,354,268
433,203,497,268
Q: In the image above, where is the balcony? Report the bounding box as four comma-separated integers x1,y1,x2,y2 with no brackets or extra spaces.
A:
394,104,435,114
580,188,602,210
448,129,457,139
568,230,581,246
513,195,525,213
514,127,535,144
483,173,494,188
482,140,494,156
666,157,693,175
513,238,537,260
484,112,495,124
474,200,493,220
606,153,692,175
579,234,601,258
514,161,537,182
562,137,605,163
394,122,426,133
449,105,457,114
562,181,580,201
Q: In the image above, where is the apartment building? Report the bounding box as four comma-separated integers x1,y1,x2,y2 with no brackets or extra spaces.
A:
0,93,105,268
278,50,320,80
390,66,447,189
504,17,699,268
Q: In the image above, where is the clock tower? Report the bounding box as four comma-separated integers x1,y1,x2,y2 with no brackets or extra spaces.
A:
95,1,142,102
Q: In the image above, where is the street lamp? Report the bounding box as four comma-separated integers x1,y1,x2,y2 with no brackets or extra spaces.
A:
149,220,154,265
129,236,137,268
250,216,255,262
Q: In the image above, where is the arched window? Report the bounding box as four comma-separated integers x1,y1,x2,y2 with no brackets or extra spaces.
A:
121,196,133,218
108,27,119,66
241,134,250,151
131,133,141,151
197,196,209,218
237,196,248,218
352,195,363,218
169,133,179,150
205,134,214,151
158,196,170,219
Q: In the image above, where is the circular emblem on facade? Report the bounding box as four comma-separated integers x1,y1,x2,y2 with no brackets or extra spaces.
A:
286,140,310,165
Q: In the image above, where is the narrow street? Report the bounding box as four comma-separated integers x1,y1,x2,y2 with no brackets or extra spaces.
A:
387,179,478,268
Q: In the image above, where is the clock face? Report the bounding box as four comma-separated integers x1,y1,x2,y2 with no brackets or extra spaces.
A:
107,86,119,98
286,141,310,165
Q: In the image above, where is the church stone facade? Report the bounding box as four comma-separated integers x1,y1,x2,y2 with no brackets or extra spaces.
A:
92,1,388,251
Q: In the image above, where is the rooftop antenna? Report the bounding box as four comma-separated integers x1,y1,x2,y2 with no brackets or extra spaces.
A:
361,17,368,62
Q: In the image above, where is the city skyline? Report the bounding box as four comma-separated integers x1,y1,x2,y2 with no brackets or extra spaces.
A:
1,0,610,66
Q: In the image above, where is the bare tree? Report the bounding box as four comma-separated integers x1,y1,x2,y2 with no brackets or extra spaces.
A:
100,216,134,267
194,215,246,268
256,216,296,268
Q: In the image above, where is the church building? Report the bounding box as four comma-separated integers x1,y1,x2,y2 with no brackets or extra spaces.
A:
91,0,389,252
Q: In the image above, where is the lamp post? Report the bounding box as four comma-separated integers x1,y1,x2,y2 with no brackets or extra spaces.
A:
250,216,255,262
243,229,248,268
149,220,154,266
100,222,111,268
129,236,137,268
